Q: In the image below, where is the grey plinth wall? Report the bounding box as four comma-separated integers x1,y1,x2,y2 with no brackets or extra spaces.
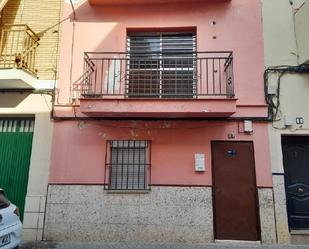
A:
258,188,277,244
44,185,214,243
272,175,291,244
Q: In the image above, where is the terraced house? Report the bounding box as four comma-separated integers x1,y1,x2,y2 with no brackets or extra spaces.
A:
44,0,277,244
263,0,309,244
0,0,62,241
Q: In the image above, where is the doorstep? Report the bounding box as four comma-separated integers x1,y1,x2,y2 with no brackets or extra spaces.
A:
215,240,262,244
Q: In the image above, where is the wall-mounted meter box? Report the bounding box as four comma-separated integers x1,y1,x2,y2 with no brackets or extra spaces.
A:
195,153,205,172
244,120,253,133
284,115,295,126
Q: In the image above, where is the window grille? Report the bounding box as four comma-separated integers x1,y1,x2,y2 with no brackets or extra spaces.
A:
127,32,197,98
105,140,151,191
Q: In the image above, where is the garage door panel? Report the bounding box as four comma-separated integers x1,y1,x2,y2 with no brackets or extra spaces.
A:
0,119,34,221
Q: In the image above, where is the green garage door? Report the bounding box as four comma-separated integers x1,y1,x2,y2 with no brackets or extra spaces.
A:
0,118,34,221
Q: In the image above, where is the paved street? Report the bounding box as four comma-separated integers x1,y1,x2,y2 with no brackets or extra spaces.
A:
20,242,309,249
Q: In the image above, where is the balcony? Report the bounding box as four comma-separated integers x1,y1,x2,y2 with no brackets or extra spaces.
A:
77,51,236,118
0,24,40,89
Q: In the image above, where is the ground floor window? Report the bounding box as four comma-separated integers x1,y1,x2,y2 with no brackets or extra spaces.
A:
105,140,151,191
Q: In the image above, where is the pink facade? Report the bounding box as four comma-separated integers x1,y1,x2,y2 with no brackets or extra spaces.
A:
45,0,276,243
50,120,272,187
56,0,266,110
52,0,271,188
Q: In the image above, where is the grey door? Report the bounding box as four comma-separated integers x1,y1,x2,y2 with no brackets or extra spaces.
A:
282,136,309,230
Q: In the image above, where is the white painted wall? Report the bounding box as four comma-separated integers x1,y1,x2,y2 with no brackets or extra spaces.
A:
263,0,309,244
0,93,54,241
295,0,309,64
262,0,298,67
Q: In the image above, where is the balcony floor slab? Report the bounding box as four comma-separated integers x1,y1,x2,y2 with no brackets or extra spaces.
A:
0,69,55,90
80,98,237,118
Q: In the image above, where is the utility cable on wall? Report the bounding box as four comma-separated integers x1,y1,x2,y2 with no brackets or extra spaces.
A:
289,0,306,63
264,64,309,123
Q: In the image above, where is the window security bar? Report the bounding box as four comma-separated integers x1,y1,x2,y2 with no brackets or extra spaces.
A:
105,140,151,191
80,51,234,99
77,30,235,99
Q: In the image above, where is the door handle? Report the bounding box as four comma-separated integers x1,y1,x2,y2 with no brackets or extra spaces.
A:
298,188,304,193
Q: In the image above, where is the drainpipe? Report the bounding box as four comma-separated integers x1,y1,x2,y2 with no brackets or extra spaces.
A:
69,0,77,104
69,0,76,21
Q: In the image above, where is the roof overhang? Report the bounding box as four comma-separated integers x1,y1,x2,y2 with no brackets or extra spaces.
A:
88,0,230,5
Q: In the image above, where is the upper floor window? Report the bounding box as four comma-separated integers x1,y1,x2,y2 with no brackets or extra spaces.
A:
126,32,197,98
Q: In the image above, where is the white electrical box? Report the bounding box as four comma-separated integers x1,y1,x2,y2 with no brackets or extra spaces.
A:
267,83,277,95
195,153,205,172
284,115,295,126
244,120,253,133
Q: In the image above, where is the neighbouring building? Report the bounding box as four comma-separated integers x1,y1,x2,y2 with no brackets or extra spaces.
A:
0,0,62,240
44,0,277,244
263,0,309,245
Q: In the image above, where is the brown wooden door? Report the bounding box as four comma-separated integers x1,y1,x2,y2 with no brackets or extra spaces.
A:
212,141,260,241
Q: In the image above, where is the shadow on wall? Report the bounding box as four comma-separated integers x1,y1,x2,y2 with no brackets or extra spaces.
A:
0,92,31,108
65,0,231,77
62,0,231,102
70,0,231,23
1,0,21,24
0,0,21,54
69,0,232,52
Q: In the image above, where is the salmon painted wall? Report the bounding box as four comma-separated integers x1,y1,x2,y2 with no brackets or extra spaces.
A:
56,0,266,110
49,121,272,187
50,0,272,187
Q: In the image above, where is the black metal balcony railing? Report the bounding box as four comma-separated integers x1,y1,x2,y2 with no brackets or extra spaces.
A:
79,51,234,99
0,24,40,76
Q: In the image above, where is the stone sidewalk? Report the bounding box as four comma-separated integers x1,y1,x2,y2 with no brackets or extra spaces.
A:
20,242,309,249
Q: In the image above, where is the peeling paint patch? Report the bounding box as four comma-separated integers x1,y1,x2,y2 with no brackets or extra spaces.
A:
129,129,139,138
98,132,107,139
162,121,172,128
130,120,138,127
77,121,89,130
